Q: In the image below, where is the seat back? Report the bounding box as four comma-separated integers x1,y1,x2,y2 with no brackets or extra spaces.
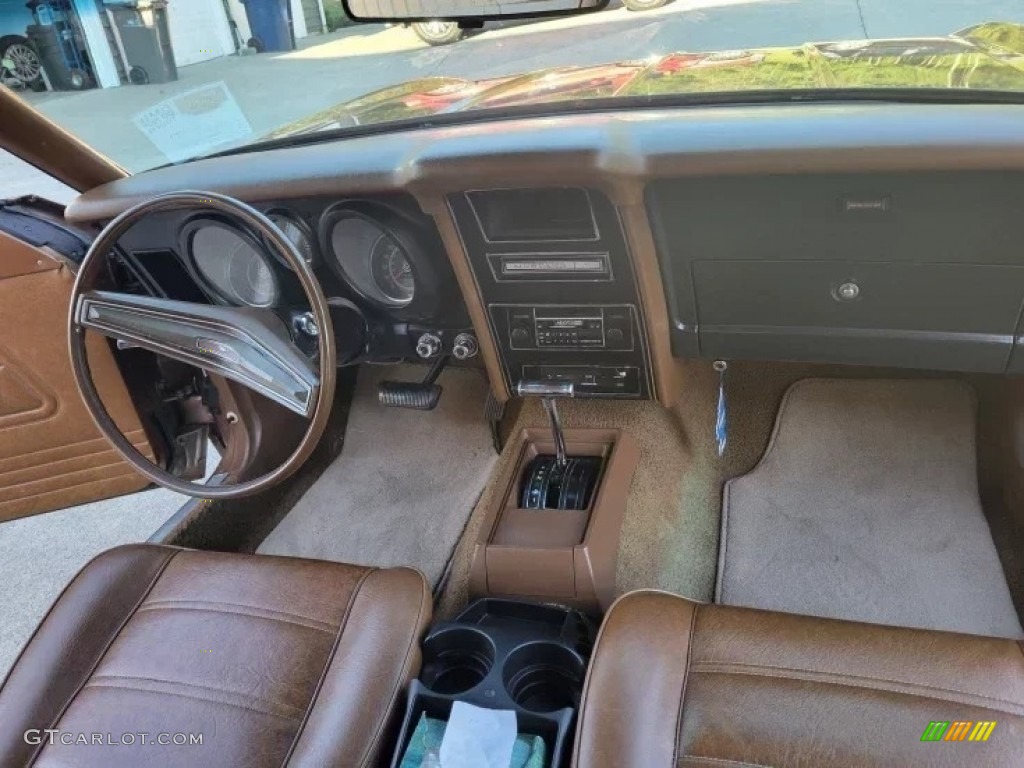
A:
573,590,1024,768
0,544,431,768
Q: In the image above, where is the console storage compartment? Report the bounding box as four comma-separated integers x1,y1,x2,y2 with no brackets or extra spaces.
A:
391,599,595,768
469,427,639,611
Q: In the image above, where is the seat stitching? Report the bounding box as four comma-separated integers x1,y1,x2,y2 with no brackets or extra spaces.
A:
694,659,1024,707
679,756,776,768
88,673,307,719
140,602,335,630
24,547,180,767
136,601,336,634
357,568,431,768
140,597,336,629
694,663,1024,714
672,605,699,767
280,568,373,767
83,680,301,721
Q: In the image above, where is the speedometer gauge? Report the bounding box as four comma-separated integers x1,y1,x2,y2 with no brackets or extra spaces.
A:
325,211,417,309
268,210,315,266
370,235,415,305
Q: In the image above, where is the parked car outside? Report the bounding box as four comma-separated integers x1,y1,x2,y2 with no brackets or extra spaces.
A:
0,0,44,88
408,0,669,45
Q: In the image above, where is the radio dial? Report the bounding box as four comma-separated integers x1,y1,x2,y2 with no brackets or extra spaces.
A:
511,326,532,346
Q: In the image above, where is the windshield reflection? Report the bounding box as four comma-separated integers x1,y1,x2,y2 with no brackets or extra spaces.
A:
6,0,1023,171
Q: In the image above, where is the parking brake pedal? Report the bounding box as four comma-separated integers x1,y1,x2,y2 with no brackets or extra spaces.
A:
378,356,447,410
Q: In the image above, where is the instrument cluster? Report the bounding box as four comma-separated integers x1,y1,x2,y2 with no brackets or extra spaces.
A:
182,199,436,318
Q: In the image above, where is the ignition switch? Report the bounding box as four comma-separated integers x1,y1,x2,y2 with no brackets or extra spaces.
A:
291,311,320,357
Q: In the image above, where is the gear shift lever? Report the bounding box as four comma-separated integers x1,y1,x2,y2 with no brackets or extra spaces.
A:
516,379,600,510
517,380,574,468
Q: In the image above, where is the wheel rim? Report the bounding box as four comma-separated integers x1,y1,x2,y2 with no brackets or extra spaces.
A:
6,43,40,80
422,21,454,37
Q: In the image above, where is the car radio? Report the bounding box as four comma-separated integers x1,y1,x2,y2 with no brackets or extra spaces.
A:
499,305,635,351
535,314,604,347
449,188,653,399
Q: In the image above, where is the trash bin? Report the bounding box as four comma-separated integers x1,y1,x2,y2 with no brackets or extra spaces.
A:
241,0,295,53
103,0,178,84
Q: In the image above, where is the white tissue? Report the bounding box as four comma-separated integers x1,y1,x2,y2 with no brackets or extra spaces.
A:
438,701,517,768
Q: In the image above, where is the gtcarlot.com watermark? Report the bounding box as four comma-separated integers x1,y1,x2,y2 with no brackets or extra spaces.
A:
25,730,203,747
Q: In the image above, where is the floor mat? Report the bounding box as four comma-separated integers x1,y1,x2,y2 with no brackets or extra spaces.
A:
716,378,1023,638
257,364,497,587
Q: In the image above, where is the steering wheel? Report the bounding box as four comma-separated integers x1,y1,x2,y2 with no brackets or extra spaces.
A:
68,191,337,498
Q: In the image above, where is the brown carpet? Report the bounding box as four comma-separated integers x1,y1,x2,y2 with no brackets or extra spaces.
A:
717,378,1023,639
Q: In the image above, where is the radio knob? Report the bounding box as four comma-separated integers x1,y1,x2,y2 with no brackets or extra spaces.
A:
607,327,624,344
511,326,532,346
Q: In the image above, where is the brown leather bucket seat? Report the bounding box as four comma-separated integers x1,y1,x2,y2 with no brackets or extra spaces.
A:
0,544,431,767
574,590,1024,768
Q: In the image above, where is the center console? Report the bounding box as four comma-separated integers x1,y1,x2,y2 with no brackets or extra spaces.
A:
469,421,639,612
391,599,595,768
447,187,653,399
391,190,647,767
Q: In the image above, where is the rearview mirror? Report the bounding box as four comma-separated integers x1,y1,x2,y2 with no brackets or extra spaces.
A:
343,0,609,23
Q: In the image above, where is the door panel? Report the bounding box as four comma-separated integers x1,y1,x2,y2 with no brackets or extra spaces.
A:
0,230,153,522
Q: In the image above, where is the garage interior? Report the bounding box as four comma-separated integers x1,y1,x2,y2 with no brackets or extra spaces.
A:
0,0,333,92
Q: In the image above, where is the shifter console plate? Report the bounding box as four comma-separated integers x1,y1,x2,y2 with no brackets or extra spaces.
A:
520,454,603,510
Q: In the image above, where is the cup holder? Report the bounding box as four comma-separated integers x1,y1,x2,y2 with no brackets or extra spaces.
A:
420,627,496,695
502,641,585,713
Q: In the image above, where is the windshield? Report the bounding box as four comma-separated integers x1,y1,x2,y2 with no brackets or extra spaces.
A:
5,1,1023,173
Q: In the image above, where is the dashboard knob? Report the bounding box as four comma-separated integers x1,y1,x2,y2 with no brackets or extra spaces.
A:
415,333,442,359
606,327,624,344
834,281,861,302
452,332,478,360
510,326,532,346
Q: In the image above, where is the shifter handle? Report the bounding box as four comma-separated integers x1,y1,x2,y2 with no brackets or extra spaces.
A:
517,379,573,468
516,380,575,398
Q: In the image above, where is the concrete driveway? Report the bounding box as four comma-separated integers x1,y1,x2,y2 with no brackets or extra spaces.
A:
18,0,1024,174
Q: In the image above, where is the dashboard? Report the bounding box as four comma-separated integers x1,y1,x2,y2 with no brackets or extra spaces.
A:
66,102,1024,407
112,194,473,366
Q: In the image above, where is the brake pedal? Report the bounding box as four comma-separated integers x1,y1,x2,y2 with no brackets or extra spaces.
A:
378,356,447,410
378,381,442,410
